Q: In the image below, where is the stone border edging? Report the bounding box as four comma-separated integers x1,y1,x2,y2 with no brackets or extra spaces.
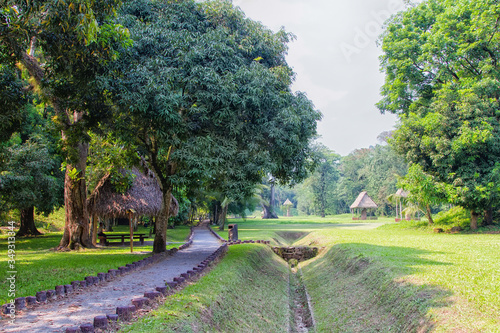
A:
226,239,270,245
64,242,229,333
1,228,196,320
206,224,227,241
205,224,270,245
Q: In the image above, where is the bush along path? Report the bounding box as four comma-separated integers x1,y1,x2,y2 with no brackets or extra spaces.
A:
1,224,223,333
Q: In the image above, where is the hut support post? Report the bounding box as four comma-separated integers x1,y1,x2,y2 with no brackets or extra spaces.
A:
128,211,134,253
91,215,98,245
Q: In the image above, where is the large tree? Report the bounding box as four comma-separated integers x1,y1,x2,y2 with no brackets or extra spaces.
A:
1,1,130,248
379,0,500,229
307,144,340,217
0,138,63,236
110,0,320,252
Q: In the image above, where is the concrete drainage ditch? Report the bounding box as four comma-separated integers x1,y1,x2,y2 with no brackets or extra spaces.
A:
273,247,319,332
272,246,319,264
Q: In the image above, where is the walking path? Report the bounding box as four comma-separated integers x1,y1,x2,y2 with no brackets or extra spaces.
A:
3,225,222,333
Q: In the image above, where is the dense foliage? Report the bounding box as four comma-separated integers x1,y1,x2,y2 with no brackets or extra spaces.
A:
1,0,131,248
278,143,407,217
379,0,500,228
109,0,320,251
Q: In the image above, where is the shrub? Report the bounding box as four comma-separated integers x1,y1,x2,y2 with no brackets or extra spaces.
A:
434,206,470,229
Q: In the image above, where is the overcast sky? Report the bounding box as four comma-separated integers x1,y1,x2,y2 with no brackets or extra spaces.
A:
232,0,410,156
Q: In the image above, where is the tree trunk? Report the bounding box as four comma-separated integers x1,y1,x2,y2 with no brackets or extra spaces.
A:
212,201,220,226
105,218,113,232
16,206,42,237
484,207,493,226
90,215,98,246
58,142,92,250
262,203,278,219
262,180,279,219
425,205,434,225
470,210,479,230
218,204,228,231
153,187,172,253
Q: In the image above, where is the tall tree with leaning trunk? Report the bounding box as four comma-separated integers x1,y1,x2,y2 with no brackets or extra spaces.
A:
1,1,130,248
111,0,320,252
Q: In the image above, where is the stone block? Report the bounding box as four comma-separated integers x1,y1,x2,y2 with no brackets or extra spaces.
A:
26,296,37,306
116,306,130,320
106,314,119,322
144,291,161,299
55,285,65,296
93,315,108,329
131,297,148,308
64,284,73,294
155,286,168,294
36,291,47,303
79,323,94,333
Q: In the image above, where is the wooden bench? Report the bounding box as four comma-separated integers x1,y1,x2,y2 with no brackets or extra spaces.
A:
99,233,146,246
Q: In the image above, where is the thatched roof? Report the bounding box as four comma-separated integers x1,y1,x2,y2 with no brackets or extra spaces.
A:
87,167,178,218
350,191,378,209
395,189,409,197
283,198,293,206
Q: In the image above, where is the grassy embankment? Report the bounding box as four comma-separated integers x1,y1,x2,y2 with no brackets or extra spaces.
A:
0,208,191,305
205,216,500,332
122,244,290,332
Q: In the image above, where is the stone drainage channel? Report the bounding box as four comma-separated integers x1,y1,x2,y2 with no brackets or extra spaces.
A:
273,247,319,333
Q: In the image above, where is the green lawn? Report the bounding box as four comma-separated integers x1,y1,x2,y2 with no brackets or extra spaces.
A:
122,244,290,333
209,216,500,332
2,212,498,331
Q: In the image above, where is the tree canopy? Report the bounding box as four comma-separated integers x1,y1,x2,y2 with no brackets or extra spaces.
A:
109,0,320,252
1,0,132,248
379,0,500,228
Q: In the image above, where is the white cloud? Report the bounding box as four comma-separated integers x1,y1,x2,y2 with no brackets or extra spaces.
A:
233,0,406,156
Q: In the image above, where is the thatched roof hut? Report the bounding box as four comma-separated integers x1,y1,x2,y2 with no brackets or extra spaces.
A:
87,167,178,219
394,189,409,221
395,188,409,198
283,198,293,217
350,191,378,220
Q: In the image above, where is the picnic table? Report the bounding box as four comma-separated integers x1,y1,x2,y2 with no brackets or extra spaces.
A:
99,233,147,246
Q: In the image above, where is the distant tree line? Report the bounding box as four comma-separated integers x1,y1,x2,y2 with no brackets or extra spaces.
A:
274,142,408,218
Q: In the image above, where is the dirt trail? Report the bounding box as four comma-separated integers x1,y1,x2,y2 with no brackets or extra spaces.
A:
3,225,221,333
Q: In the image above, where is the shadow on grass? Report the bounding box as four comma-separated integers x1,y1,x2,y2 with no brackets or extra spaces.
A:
301,243,453,332
0,233,61,251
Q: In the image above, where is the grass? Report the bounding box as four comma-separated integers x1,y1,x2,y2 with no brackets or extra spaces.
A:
122,244,290,332
213,214,392,245
0,220,191,305
210,216,500,331
2,210,499,331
